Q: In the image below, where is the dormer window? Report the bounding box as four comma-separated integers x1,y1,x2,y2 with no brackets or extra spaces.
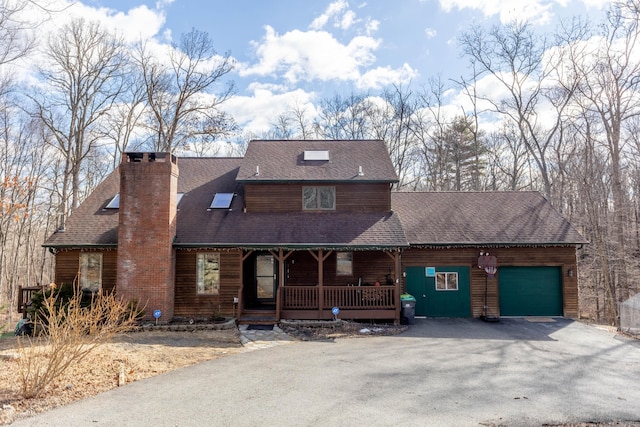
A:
210,193,234,209
303,186,335,210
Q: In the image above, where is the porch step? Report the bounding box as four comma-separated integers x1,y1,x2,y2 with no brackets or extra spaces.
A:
238,309,277,325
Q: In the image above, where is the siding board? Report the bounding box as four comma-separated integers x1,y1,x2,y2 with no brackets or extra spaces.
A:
174,250,242,318
244,183,391,212
54,249,117,293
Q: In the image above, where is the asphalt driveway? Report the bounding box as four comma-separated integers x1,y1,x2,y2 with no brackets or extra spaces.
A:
11,318,640,426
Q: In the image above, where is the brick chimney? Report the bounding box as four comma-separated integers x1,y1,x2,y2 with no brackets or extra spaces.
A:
116,152,178,322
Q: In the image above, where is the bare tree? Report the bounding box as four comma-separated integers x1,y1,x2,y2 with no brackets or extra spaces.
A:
0,0,35,69
30,18,126,226
487,121,532,191
0,100,51,325
368,84,420,189
267,112,295,139
134,28,236,153
99,65,147,169
458,20,579,200
313,93,371,139
568,1,640,306
267,100,315,140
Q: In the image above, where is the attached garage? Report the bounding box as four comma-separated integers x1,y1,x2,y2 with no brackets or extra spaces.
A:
393,192,587,319
498,267,563,316
405,266,471,317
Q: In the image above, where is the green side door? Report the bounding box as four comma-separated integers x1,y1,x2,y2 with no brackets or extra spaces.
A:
499,267,563,316
405,266,471,317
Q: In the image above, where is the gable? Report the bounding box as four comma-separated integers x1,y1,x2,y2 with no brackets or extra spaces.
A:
236,139,399,183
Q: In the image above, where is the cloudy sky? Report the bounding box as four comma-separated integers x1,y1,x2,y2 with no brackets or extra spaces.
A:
23,0,612,134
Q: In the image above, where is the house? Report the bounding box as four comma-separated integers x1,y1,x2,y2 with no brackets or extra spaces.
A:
42,140,587,324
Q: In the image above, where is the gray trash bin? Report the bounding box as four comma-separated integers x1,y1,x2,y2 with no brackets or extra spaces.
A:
400,293,416,325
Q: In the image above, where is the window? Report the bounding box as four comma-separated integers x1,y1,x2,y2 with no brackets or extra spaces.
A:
303,186,335,210
105,194,120,209
436,272,458,291
336,252,353,276
304,150,329,161
197,253,220,295
106,192,184,209
209,193,234,209
79,253,102,293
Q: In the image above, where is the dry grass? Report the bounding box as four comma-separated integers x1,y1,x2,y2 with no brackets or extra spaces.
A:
0,328,243,425
16,289,141,399
0,320,405,424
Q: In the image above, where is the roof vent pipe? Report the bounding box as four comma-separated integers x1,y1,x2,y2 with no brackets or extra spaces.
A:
255,165,260,176
358,165,364,176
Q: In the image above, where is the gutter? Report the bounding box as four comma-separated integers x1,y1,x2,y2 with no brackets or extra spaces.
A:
410,242,589,248
174,243,410,251
42,243,118,254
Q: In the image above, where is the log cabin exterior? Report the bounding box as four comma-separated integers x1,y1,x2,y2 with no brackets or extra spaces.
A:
42,140,587,324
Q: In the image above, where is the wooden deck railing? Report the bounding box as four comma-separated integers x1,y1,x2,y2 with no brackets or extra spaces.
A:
282,286,396,310
17,285,45,316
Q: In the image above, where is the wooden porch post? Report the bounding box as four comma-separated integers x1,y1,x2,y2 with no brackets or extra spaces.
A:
385,248,402,325
318,249,324,318
309,249,332,319
270,248,293,322
238,250,253,320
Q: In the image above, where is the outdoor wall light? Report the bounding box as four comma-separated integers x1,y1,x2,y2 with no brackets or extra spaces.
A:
568,268,574,277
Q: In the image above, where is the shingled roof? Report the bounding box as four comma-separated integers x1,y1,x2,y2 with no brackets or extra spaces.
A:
43,156,407,250
392,191,587,246
43,158,244,248
44,150,585,250
236,140,399,183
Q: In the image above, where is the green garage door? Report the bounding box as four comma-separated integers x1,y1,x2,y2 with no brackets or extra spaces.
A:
406,266,471,317
499,267,563,316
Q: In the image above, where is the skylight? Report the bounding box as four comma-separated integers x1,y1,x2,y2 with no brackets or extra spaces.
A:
209,193,234,209
105,194,120,209
105,192,184,209
304,150,329,161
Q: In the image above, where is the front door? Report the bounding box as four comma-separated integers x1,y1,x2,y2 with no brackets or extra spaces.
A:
256,254,276,302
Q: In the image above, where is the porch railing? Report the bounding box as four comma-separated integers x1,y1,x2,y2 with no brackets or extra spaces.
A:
282,286,395,310
17,285,45,316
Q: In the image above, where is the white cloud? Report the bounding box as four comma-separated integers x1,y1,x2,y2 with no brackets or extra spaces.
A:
357,63,418,90
222,87,318,134
579,0,614,8
25,1,167,44
439,0,554,25
365,18,380,35
339,10,358,30
309,0,349,30
425,27,437,39
241,26,381,84
11,1,169,86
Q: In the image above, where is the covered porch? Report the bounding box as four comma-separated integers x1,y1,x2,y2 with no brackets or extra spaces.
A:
238,247,403,324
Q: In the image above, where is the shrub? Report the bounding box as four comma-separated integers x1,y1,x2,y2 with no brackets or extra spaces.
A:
17,285,141,398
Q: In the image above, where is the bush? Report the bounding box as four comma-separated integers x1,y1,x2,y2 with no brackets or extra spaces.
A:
27,284,144,332
27,283,91,328
17,284,141,398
